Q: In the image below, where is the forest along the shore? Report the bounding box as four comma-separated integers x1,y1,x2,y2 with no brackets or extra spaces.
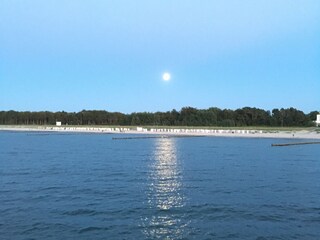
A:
0,107,318,127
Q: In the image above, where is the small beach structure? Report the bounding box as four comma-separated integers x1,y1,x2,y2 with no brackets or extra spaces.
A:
56,121,62,126
316,113,320,127
136,127,147,132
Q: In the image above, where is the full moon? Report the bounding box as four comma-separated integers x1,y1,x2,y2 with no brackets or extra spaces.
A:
162,72,171,81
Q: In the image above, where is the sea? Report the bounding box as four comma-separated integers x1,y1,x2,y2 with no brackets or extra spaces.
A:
1,131,320,240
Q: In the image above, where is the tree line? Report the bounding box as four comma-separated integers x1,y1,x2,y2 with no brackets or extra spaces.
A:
0,107,318,127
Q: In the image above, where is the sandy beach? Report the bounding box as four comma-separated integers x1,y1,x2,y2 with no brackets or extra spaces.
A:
0,125,319,140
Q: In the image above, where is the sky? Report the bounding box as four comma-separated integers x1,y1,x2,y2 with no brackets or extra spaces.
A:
0,0,319,113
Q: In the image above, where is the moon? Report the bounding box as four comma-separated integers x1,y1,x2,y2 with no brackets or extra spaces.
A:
162,72,171,81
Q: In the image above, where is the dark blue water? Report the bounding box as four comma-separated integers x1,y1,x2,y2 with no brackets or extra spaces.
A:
1,131,320,239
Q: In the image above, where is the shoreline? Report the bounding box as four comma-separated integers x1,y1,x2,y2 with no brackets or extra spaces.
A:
0,125,319,139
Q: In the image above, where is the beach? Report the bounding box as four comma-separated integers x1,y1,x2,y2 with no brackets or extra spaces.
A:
0,125,319,139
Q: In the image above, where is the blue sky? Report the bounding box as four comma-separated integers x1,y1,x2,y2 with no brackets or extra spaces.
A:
0,0,319,113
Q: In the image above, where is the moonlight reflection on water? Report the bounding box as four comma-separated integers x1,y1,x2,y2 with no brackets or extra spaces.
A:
142,138,187,239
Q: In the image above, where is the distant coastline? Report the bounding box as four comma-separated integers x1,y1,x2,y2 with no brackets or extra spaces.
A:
1,107,318,128
1,125,319,140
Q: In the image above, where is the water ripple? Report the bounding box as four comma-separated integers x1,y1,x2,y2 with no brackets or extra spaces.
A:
1,132,320,239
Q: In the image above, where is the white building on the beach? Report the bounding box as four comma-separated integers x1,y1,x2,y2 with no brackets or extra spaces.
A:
56,121,62,126
316,113,320,127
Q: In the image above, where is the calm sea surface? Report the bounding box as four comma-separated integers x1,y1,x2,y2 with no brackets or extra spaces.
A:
1,131,320,240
